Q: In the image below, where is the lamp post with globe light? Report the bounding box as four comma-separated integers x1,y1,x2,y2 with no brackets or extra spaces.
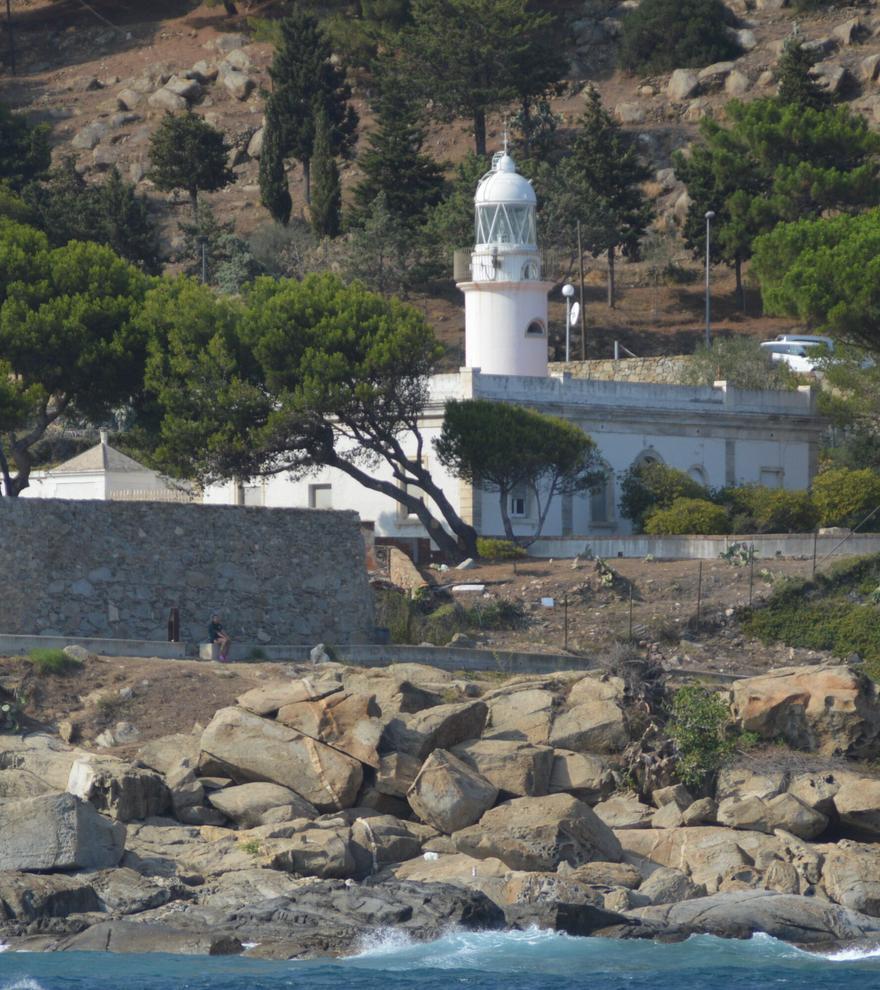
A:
705,211,715,349
562,283,575,362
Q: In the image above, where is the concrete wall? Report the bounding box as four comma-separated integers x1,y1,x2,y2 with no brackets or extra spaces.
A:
0,498,375,645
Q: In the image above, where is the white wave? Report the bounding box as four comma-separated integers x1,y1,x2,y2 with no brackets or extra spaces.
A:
0,980,49,990
822,944,880,962
0,945,7,954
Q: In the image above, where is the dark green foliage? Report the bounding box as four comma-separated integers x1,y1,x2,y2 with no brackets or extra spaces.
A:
436,398,602,544
719,485,819,534
476,537,527,560
619,461,710,530
374,589,524,644
178,204,265,294
265,10,358,204
0,103,50,192
398,0,567,155
811,468,880,529
342,192,424,295
667,685,736,790
675,99,880,307
0,224,150,496
28,648,83,676
681,338,800,391
309,108,342,238
423,153,488,268
148,112,233,216
351,64,444,226
776,36,833,112
619,0,741,73
24,159,160,273
643,497,730,535
742,554,880,677
537,87,653,306
258,101,293,225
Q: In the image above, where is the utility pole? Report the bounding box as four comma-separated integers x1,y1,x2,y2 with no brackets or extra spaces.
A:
577,220,586,360
6,0,15,76
705,211,715,349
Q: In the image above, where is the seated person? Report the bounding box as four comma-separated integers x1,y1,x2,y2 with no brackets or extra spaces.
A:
208,612,232,662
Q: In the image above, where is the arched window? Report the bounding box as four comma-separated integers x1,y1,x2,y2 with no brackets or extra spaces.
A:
525,320,545,337
590,468,615,525
522,260,539,281
633,448,664,469
688,465,708,486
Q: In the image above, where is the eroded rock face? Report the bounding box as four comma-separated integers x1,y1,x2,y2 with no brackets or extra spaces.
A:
67,756,169,822
199,707,363,812
548,750,613,804
236,679,340,718
483,688,556,744
276,692,382,768
549,676,628,754
453,794,622,871
716,793,828,841
823,841,880,916
381,701,488,761
0,793,126,871
451,739,553,797
0,872,100,921
832,774,880,836
408,749,498,834
729,665,880,757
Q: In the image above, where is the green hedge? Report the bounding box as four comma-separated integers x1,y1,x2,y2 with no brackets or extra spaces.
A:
644,497,729,535
811,468,880,530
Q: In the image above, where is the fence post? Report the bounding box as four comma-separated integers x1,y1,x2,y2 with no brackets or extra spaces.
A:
628,584,634,641
563,593,569,651
748,550,754,607
811,530,818,578
696,560,703,620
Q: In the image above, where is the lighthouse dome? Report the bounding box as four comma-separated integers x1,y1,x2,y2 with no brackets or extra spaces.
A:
474,153,536,206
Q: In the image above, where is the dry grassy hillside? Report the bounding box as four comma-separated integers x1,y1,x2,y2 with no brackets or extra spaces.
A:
2,0,876,355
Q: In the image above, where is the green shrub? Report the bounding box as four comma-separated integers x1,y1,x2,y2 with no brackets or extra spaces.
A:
467,598,525,630
476,537,526,561
720,485,819,534
620,461,711,530
28,648,82,676
619,0,741,73
667,685,736,790
420,602,468,644
644,497,729,535
811,468,880,530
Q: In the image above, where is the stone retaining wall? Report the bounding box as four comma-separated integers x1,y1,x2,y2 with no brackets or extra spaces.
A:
550,356,692,384
0,499,374,645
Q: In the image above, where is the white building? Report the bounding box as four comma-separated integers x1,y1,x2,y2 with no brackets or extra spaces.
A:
207,151,823,559
22,431,191,503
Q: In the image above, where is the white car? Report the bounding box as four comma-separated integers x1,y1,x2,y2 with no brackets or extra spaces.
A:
760,336,833,374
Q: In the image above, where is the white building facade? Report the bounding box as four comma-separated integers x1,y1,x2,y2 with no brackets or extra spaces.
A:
207,151,823,555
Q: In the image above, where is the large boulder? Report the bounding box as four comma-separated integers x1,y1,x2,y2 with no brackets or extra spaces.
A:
0,733,81,789
381,700,488,760
453,794,622,871
637,866,706,905
276,692,382,768
729,665,880,757
342,663,448,716
208,782,319,828
237,678,340,717
715,767,787,803
832,773,880,836
199,707,363,811
349,814,427,877
0,767,54,799
716,793,828,840
483,687,556,744
822,840,880,916
375,751,422,798
787,771,840,815
408,749,498,833
268,825,357,879
0,792,126,871
594,794,655,830
548,750,613,803
629,890,880,944
67,756,170,822
549,676,628,754
136,733,200,776
0,872,100,921
668,69,699,101
451,739,553,797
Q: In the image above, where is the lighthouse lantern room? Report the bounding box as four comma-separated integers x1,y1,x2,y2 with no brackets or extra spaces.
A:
458,149,554,377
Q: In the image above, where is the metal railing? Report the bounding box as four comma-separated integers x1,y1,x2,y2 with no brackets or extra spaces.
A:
452,248,571,283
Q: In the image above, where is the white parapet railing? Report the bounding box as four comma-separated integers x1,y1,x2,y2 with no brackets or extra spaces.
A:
110,488,200,503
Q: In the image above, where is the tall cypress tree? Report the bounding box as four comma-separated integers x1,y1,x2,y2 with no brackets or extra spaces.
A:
259,100,293,225
265,9,358,205
309,107,342,238
776,36,833,111
541,86,653,308
352,67,444,226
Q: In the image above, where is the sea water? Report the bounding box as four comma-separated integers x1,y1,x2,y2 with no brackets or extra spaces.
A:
2,929,880,990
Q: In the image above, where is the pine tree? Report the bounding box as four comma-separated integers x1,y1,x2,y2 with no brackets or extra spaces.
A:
309,107,342,238
266,9,358,205
351,67,444,226
541,87,653,308
776,35,833,111
0,102,50,192
259,100,293,225
148,111,233,217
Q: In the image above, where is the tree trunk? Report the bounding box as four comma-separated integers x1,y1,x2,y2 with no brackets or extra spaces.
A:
473,110,486,158
519,97,532,158
222,1,238,14
303,158,311,206
607,244,616,309
498,489,515,541
189,188,199,219
735,255,744,312
0,444,13,497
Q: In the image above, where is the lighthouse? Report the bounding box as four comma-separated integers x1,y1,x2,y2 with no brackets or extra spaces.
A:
457,149,554,377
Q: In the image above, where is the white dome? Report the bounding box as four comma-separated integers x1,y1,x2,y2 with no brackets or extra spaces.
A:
475,153,536,206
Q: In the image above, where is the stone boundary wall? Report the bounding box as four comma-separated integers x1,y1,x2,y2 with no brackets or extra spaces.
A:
0,498,374,645
550,356,692,384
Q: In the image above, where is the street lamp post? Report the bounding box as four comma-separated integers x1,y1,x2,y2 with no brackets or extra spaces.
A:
705,211,715,350
562,283,575,362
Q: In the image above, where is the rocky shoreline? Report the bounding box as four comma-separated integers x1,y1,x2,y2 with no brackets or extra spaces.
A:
2,658,880,958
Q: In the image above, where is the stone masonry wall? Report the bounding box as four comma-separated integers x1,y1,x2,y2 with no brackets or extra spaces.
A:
550,356,692,384
0,499,375,645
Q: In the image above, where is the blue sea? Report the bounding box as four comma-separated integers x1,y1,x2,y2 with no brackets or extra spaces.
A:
2,929,880,990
